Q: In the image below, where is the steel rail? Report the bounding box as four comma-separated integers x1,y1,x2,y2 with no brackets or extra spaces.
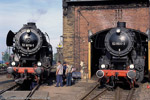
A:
80,83,99,100
90,88,107,100
126,88,135,100
115,87,121,100
25,84,40,100
0,84,19,95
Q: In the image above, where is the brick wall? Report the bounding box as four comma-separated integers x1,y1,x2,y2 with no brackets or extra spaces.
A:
63,7,75,66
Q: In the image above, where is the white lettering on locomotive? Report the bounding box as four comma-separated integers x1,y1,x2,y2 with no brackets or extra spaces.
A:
112,42,125,46
22,43,35,47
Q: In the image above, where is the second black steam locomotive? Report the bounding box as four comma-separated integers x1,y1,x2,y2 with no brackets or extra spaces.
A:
6,22,53,84
93,22,148,88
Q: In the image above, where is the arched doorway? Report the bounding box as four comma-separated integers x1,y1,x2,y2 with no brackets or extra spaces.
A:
90,29,111,76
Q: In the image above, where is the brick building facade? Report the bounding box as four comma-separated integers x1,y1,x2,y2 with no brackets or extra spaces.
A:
63,0,149,74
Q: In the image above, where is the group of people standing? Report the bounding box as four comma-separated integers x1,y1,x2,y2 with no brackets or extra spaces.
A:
56,61,73,87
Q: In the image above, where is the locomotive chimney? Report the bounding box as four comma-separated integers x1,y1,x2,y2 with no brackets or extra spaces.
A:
27,22,36,26
117,22,126,28
27,22,36,28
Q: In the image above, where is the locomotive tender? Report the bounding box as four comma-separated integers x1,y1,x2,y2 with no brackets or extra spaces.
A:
6,22,53,84
94,22,148,88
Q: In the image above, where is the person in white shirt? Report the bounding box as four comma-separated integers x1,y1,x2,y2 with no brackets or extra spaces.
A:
56,61,63,87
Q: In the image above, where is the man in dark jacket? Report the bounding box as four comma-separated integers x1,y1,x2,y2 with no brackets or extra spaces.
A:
63,62,67,84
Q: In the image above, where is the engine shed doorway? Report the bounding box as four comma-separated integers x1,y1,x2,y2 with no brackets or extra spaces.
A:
89,29,111,77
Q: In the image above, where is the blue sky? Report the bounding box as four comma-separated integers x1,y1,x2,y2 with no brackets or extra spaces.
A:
0,0,62,60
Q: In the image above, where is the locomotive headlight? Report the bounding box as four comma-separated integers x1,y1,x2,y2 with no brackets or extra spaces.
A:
26,29,31,33
129,64,134,69
116,29,121,33
11,61,16,66
101,64,106,69
37,61,42,67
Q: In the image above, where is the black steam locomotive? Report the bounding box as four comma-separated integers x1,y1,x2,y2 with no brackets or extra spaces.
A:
6,22,53,84
94,22,148,88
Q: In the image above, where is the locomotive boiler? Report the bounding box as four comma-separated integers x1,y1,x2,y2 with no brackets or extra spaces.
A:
93,22,148,88
6,22,53,84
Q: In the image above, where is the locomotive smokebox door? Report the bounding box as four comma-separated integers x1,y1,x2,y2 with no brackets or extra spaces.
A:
6,30,15,46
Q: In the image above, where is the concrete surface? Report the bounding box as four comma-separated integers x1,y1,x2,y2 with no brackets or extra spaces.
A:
1,91,30,100
39,79,97,100
31,91,50,100
1,91,50,100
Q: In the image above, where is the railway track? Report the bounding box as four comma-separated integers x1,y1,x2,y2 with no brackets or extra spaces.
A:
126,88,135,100
0,82,41,100
0,68,7,75
115,87,136,100
0,84,19,95
80,83,136,100
25,84,41,100
80,83,108,100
